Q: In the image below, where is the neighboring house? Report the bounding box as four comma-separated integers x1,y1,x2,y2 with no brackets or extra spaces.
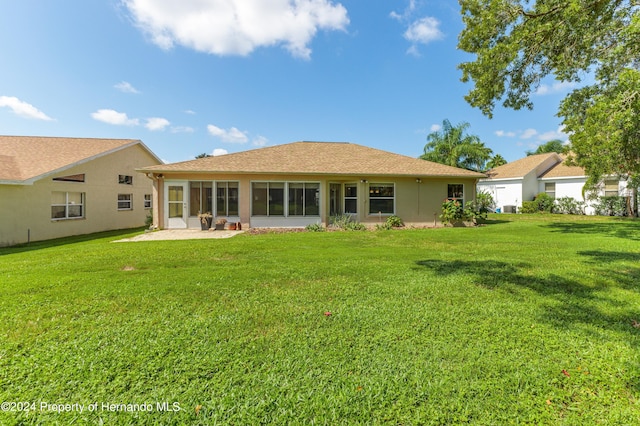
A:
478,153,630,214
0,136,162,247
138,141,486,229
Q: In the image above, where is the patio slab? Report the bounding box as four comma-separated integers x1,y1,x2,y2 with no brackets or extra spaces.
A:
113,229,244,242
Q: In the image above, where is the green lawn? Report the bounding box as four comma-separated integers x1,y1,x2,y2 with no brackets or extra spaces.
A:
1,215,639,424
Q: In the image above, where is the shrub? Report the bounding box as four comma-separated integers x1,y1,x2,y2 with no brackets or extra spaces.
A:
475,191,495,213
386,215,404,228
520,201,538,214
305,223,325,232
534,192,555,213
330,214,367,231
375,223,392,231
145,209,154,229
440,199,466,225
594,196,628,216
555,196,585,215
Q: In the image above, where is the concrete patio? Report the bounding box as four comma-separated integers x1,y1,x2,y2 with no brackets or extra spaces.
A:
113,229,244,242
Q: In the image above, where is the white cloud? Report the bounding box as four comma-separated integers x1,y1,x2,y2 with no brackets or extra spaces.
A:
535,81,576,96
538,126,569,142
252,135,269,147
171,126,195,133
91,109,139,126
495,130,516,137
145,117,170,131
114,81,140,94
403,16,443,55
0,96,54,121
207,124,249,143
390,0,417,21
430,124,441,132
123,0,350,59
212,148,229,156
520,128,538,139
184,109,196,115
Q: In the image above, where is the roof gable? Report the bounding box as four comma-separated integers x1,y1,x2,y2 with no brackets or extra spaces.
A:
484,153,560,180
141,141,486,178
0,136,161,184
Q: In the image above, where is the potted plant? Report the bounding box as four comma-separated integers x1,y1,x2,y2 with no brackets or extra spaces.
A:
215,218,227,230
198,212,213,230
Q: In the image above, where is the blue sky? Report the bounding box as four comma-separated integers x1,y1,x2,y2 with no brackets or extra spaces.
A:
0,0,572,164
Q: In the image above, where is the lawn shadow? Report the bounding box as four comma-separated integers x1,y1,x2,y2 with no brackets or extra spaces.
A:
0,228,145,256
544,219,640,241
578,250,640,293
414,259,637,334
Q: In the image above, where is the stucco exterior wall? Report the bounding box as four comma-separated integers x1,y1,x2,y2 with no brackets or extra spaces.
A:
477,180,522,212
148,172,479,229
0,144,159,247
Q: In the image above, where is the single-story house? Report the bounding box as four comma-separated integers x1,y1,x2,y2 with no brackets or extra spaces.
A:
0,136,163,246
138,141,486,229
477,153,631,214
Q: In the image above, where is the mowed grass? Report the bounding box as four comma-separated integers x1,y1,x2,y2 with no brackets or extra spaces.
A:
1,215,639,425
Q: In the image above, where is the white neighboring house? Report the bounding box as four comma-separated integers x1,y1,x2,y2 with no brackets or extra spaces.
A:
477,153,631,214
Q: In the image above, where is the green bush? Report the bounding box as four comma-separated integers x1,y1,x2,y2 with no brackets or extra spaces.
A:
440,199,466,224
385,215,404,228
519,201,538,214
475,191,495,213
594,196,628,216
305,223,325,232
534,192,555,213
555,196,585,215
330,214,367,231
375,223,392,231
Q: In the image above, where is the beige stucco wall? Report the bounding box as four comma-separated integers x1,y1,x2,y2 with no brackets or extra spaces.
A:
147,172,479,229
0,144,160,247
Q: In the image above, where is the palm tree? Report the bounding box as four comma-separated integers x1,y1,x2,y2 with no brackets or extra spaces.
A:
420,119,493,172
526,139,566,156
486,154,507,170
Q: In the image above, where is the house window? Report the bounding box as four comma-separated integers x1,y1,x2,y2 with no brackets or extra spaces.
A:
344,183,358,214
118,194,133,210
119,175,133,185
252,182,320,217
369,183,395,215
216,182,239,216
604,180,619,197
51,191,84,220
288,183,320,216
545,182,556,199
144,194,152,209
189,181,213,216
448,184,464,204
53,174,85,183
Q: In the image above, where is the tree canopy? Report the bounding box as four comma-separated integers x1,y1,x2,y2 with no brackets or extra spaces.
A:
420,119,493,172
486,154,507,169
458,0,640,188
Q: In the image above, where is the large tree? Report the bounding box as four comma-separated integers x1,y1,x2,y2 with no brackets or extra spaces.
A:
458,0,640,192
420,119,493,172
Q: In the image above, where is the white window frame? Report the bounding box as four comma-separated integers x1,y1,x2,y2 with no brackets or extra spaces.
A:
51,191,85,220
344,183,358,214
604,180,619,197
368,183,395,215
251,181,321,217
144,194,152,209
216,181,240,217
448,184,464,205
545,182,556,199
118,194,133,211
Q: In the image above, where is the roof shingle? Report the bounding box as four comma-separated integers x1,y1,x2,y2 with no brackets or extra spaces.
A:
0,136,147,183
484,153,559,179
141,141,486,178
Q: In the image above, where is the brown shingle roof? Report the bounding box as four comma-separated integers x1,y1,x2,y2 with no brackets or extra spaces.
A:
539,155,586,178
140,141,486,178
0,136,154,183
484,153,559,179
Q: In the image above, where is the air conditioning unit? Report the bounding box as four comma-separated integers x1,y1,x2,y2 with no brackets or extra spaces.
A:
503,205,516,213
